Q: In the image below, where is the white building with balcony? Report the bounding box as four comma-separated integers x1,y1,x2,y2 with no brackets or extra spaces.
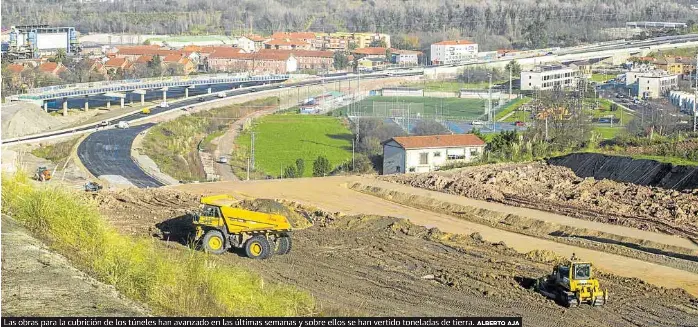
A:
430,40,478,65
520,64,580,91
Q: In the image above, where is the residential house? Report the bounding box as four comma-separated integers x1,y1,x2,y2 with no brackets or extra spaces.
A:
38,62,67,76
569,60,593,79
352,47,392,59
271,32,316,44
257,49,333,71
246,34,271,51
390,49,421,66
7,63,26,74
382,134,486,174
112,45,177,61
430,40,478,65
357,57,387,71
233,36,256,53
163,53,196,74
264,38,313,50
207,50,297,74
328,32,391,48
103,57,131,75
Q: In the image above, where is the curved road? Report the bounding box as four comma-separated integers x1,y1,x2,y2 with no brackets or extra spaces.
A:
78,123,163,188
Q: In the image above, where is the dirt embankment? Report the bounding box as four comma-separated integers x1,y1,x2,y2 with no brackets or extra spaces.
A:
93,188,698,325
382,162,698,239
1,216,148,316
549,153,698,190
349,182,698,274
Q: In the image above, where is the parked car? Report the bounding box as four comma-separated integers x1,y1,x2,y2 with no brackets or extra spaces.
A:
217,92,227,98
116,121,129,129
514,121,526,127
84,181,103,192
198,97,206,102
471,120,485,126
159,101,169,108
217,156,228,164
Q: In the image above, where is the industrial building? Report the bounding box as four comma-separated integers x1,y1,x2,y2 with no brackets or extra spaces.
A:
4,25,80,59
520,64,580,91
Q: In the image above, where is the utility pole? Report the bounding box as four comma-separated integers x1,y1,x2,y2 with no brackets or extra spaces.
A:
694,53,697,133
246,157,250,181
250,132,256,170
488,73,493,129
352,139,355,171
509,62,513,99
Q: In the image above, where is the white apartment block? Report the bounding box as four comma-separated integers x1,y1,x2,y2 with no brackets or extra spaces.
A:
637,74,679,99
430,40,478,65
520,64,580,91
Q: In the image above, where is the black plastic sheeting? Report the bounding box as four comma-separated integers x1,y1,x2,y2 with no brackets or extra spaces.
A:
547,153,698,191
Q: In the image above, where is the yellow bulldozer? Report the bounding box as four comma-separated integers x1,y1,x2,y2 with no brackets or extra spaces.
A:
192,194,292,259
534,254,608,307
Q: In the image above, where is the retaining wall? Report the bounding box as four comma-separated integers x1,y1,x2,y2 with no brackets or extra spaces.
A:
547,152,698,190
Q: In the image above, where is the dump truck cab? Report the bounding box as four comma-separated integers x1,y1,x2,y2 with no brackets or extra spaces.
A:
536,255,607,307
192,195,292,259
35,166,52,182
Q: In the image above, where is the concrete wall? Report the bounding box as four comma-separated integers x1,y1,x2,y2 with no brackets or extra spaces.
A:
548,152,698,190
382,140,405,174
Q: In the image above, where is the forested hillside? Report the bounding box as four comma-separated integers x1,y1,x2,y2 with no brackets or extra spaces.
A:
2,0,696,50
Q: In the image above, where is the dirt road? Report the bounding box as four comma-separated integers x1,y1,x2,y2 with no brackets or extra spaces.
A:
1,216,148,316
96,187,698,324
173,176,698,296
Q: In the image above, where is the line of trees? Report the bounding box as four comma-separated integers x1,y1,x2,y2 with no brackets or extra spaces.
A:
3,0,694,51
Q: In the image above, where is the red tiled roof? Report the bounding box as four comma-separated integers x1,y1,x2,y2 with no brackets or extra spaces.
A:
116,47,179,56
258,49,333,58
352,47,393,55
38,62,59,73
246,34,268,42
104,57,127,67
7,64,25,73
271,32,316,40
208,49,249,59
134,55,153,64
432,40,475,46
253,51,293,61
163,53,184,62
264,38,310,46
387,134,485,149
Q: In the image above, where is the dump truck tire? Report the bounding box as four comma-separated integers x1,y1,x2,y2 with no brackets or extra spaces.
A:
202,230,227,255
245,235,272,259
276,236,292,255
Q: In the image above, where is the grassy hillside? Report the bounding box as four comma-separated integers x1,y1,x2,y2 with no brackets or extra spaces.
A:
1,173,314,316
142,98,278,181
235,114,353,178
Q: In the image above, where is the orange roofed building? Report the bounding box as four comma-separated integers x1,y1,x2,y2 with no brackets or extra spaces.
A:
38,62,68,76
207,49,298,74
382,134,485,174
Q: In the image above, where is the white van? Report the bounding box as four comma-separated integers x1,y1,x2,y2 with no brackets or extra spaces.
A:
217,92,227,98
116,121,130,129
471,120,485,126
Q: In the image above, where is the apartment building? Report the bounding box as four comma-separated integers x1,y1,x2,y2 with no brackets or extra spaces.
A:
520,64,580,91
430,40,478,65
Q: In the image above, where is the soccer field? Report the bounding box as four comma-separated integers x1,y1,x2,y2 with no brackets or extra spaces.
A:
334,96,488,120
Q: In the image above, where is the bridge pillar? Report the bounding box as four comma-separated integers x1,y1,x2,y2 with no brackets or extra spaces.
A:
84,96,89,111
107,100,111,109
62,98,68,116
141,93,145,105
185,88,189,98
162,90,167,103
207,87,212,94
43,101,48,112
120,97,125,108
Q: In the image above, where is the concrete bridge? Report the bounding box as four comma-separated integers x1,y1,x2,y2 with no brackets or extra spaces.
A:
7,73,290,115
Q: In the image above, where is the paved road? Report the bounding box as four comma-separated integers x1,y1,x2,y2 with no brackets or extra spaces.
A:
77,123,164,188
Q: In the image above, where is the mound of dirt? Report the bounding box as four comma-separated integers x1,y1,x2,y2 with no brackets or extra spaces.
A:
1,102,76,139
382,162,698,238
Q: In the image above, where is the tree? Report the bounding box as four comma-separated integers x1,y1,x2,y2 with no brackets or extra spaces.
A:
385,48,392,63
505,60,521,77
312,156,331,177
412,120,450,136
333,51,349,70
470,128,485,141
54,49,67,64
369,39,387,48
283,165,297,178
295,158,305,177
348,42,358,51
149,55,163,77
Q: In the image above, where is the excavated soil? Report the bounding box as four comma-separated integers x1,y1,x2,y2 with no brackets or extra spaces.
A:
94,188,698,325
382,162,698,239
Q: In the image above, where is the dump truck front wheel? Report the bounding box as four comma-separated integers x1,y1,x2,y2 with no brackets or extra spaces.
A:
275,236,292,255
245,235,272,259
202,230,227,255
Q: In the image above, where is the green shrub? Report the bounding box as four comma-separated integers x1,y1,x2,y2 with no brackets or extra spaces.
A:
1,173,314,316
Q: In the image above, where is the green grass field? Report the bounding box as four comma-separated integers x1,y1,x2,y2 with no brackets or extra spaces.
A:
399,80,508,92
496,97,531,121
236,115,353,178
333,96,487,120
590,73,614,83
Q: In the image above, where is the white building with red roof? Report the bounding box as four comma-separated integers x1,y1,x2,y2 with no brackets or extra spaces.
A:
430,40,478,65
382,134,485,174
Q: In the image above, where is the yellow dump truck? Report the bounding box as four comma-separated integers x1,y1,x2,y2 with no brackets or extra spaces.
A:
141,107,151,115
192,195,292,259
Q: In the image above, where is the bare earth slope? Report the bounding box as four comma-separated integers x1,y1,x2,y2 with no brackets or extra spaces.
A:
1,216,148,316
